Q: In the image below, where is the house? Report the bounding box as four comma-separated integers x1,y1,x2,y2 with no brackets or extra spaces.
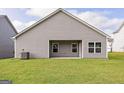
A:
112,22,124,52
13,8,110,58
0,15,17,58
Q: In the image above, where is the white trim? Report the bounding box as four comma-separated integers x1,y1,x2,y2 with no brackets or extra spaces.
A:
81,40,83,58
88,42,95,53
13,9,62,38
106,38,108,59
95,42,102,53
62,9,110,38
52,43,59,53
14,39,16,58
13,8,110,39
48,40,50,58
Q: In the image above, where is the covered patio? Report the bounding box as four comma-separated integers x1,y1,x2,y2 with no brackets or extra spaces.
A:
49,40,82,58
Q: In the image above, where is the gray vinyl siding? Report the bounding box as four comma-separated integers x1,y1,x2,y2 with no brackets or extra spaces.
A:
0,16,17,58
15,11,107,58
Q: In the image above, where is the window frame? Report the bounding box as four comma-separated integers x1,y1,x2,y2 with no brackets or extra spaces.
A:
88,42,102,53
52,43,59,53
88,42,95,53
71,43,78,53
95,42,102,53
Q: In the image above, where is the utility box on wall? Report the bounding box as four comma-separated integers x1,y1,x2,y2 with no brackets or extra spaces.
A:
21,52,30,59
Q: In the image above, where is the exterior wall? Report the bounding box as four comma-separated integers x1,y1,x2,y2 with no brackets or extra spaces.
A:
49,40,81,57
0,16,17,58
112,26,124,52
15,12,107,58
82,38,107,58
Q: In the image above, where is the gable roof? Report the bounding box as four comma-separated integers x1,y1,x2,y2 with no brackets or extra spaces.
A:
113,22,124,34
0,15,18,34
13,8,110,38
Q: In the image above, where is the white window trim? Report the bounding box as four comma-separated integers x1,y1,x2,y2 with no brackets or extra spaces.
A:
52,43,59,53
71,43,78,53
88,42,95,53
95,42,102,53
88,42,102,54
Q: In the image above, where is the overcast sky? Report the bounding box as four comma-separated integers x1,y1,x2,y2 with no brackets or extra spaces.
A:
0,8,124,35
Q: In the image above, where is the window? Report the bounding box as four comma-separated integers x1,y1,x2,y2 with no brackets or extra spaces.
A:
72,43,78,53
52,43,59,53
95,42,101,53
88,42,101,53
88,42,94,53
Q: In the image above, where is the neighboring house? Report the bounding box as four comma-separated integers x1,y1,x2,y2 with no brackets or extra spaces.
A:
112,22,124,52
0,15,17,58
14,8,110,58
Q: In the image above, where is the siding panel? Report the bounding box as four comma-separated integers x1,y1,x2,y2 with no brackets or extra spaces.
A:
15,12,107,58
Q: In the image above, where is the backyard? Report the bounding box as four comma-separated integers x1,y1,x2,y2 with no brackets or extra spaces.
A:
0,52,124,84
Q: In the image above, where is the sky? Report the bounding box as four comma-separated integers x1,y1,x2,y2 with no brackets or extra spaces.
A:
0,8,124,35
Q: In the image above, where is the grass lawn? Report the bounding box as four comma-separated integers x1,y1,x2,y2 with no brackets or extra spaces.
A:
0,52,124,84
